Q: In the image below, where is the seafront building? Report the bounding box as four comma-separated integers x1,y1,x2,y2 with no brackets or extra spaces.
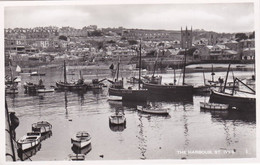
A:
4,26,255,68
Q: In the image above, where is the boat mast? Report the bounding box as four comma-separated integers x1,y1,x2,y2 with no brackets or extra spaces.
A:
152,51,158,77
64,60,67,83
211,64,215,82
138,39,142,90
222,63,231,93
116,58,120,81
182,44,187,85
174,66,176,85
203,71,206,86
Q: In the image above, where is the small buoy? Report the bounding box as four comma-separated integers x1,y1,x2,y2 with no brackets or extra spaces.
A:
99,155,104,158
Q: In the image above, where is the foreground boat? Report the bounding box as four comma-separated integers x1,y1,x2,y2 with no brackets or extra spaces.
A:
71,131,91,148
32,121,52,134
200,102,229,111
17,132,41,151
137,105,169,115
17,143,41,161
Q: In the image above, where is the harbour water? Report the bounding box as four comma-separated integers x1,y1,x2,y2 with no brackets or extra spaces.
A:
6,64,256,161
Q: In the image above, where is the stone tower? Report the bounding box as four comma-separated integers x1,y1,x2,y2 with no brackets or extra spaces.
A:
181,26,193,49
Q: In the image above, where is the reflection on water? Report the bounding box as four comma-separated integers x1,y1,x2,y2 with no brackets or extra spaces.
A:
137,114,147,160
6,69,256,160
71,144,92,155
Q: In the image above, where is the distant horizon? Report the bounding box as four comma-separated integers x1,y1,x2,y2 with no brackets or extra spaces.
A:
4,3,255,33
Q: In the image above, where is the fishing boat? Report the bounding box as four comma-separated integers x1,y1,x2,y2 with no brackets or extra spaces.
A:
127,76,140,84
32,121,52,134
200,102,229,110
109,113,126,125
137,105,169,115
71,131,91,148
17,132,41,151
108,42,148,102
5,62,19,94
56,61,88,91
24,80,45,93
88,78,106,89
121,41,148,102
210,64,256,111
5,85,18,94
143,47,193,97
68,154,85,161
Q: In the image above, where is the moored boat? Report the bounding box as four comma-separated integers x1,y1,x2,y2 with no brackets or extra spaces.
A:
56,61,88,91
200,102,229,110
24,81,45,93
137,105,169,115
30,71,46,76
71,131,91,148
109,113,126,125
37,88,55,93
17,132,41,151
32,121,52,134
209,64,256,111
210,89,255,111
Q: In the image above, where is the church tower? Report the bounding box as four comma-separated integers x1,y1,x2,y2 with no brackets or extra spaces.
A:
181,26,193,49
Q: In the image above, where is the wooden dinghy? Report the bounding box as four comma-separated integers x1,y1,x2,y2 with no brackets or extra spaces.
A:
71,131,91,148
137,105,169,115
200,102,229,111
17,132,41,151
32,121,52,134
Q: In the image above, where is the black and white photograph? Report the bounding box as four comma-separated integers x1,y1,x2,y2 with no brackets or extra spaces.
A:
1,0,259,164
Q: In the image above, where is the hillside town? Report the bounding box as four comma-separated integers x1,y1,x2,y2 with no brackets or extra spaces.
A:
5,25,255,69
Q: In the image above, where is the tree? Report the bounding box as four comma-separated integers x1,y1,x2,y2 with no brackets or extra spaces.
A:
58,35,67,41
128,40,138,45
249,31,255,39
235,33,248,41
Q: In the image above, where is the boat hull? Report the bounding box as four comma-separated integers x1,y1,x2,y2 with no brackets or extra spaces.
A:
32,121,52,134
137,106,169,115
37,89,55,93
71,139,91,148
122,89,148,102
109,116,126,125
56,82,88,91
17,136,41,151
200,102,229,110
143,83,193,98
209,90,256,111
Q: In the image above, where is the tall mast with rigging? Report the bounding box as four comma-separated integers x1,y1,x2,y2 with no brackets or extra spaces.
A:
138,39,142,90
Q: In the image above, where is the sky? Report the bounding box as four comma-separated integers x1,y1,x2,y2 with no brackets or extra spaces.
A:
4,2,255,33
